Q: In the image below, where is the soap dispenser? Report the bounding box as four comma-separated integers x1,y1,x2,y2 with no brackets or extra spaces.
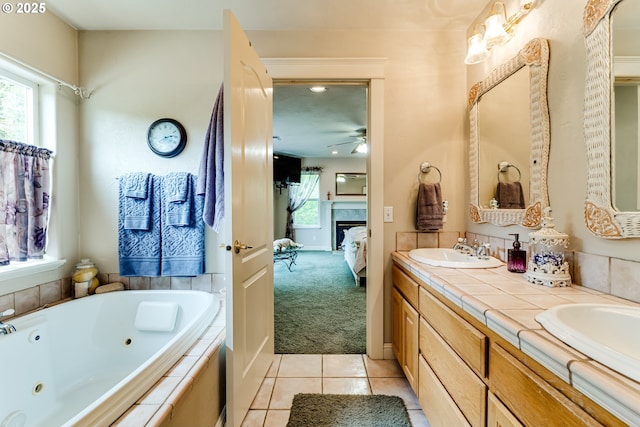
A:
507,233,526,273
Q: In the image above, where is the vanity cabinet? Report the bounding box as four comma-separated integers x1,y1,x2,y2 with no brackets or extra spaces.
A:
392,260,619,427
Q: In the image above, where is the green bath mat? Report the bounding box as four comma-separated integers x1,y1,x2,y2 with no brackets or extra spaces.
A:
287,394,412,427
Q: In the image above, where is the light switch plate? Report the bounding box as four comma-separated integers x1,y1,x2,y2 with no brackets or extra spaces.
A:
383,206,393,222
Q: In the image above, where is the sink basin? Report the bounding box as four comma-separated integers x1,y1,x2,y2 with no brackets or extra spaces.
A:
408,248,503,269
536,304,640,382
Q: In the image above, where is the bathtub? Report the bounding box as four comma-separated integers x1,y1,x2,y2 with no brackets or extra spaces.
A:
0,290,220,427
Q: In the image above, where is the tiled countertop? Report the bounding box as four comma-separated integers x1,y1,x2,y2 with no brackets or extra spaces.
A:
392,251,640,425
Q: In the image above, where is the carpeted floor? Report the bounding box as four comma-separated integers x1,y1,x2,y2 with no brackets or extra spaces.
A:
287,394,412,427
274,250,366,354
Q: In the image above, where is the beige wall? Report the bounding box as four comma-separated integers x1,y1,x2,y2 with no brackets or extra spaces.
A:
0,10,77,84
466,0,640,262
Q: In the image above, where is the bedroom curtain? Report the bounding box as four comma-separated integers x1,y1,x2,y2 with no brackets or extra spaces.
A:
0,140,53,265
285,167,321,240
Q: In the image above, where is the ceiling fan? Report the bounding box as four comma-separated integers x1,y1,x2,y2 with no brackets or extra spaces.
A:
327,128,367,154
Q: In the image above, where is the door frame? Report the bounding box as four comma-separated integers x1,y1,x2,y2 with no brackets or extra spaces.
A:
263,57,386,359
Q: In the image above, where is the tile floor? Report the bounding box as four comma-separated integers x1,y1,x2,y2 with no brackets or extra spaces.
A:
241,354,431,427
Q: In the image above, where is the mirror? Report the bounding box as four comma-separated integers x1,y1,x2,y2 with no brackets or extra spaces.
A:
336,173,367,195
584,0,640,238
468,38,550,227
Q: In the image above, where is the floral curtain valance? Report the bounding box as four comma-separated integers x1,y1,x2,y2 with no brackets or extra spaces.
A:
0,140,53,265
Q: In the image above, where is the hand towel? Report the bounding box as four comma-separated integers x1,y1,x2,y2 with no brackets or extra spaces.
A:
118,174,162,276
496,181,525,209
161,174,205,277
197,84,224,233
164,172,191,226
416,182,444,231
121,172,152,230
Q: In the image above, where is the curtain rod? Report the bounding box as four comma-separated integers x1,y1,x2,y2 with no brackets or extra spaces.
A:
0,52,92,99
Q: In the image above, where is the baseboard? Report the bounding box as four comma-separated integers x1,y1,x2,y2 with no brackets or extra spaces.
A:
383,342,396,360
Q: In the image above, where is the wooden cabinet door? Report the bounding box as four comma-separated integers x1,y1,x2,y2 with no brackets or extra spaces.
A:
402,298,419,393
391,287,404,365
487,392,523,427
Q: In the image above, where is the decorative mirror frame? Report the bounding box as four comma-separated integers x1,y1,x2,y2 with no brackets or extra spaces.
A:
583,0,639,238
468,38,551,228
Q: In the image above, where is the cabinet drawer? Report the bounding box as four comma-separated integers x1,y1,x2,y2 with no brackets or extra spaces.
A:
420,317,486,427
487,391,523,427
419,287,487,378
419,355,471,427
490,344,603,427
392,265,419,308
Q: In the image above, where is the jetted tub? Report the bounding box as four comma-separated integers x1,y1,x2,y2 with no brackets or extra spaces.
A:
0,290,220,427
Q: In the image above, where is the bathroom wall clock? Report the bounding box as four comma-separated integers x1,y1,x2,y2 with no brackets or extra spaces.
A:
147,118,187,158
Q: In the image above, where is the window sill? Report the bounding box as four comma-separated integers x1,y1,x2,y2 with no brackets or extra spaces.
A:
0,258,66,282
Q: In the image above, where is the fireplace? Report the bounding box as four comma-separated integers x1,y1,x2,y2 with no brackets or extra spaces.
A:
335,220,367,250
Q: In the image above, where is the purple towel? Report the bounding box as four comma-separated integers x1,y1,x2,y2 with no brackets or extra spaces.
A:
197,84,224,232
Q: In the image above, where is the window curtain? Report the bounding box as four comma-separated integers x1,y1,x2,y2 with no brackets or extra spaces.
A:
0,140,53,265
285,167,322,241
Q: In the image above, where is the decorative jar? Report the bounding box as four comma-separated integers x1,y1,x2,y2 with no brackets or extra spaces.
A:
523,208,571,287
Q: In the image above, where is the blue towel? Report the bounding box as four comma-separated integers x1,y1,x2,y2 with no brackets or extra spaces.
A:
161,174,205,276
197,84,224,233
164,172,191,226
118,175,162,276
121,172,152,230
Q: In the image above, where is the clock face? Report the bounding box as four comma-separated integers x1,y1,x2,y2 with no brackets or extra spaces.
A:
147,118,187,157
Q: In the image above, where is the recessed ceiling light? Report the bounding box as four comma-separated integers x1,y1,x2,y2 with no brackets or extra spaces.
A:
309,86,327,93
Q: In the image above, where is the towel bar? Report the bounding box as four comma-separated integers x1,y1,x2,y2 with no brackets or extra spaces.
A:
497,161,522,182
418,161,442,184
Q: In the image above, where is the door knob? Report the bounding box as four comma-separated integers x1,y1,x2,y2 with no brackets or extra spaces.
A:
233,240,253,254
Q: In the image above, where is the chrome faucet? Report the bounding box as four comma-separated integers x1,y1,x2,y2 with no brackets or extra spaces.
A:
453,238,474,254
0,309,16,335
453,238,491,258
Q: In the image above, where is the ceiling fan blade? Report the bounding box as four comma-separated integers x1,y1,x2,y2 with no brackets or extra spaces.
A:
327,140,359,147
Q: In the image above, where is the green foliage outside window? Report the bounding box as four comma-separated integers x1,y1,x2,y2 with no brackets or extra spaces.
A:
0,75,30,143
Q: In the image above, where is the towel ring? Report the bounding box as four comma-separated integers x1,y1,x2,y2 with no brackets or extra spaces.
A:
497,162,521,183
418,162,442,184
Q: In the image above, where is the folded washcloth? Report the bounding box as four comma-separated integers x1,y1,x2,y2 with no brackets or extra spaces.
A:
118,174,162,276
121,172,152,230
161,174,205,277
496,181,525,209
416,182,444,231
164,172,192,226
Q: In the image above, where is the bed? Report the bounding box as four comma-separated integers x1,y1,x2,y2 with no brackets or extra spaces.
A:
340,226,367,287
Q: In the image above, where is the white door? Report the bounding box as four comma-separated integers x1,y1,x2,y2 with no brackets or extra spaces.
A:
224,10,274,427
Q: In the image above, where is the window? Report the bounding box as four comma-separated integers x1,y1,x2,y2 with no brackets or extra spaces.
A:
0,68,38,145
293,173,320,227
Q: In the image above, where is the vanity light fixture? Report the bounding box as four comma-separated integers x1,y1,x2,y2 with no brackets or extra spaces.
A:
464,0,537,65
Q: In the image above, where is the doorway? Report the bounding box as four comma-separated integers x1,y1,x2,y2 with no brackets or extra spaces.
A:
264,57,386,359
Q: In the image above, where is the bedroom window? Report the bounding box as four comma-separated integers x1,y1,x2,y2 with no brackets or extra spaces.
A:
293,172,320,227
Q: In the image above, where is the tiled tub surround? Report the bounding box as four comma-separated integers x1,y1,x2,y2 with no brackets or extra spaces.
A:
113,294,226,427
0,272,226,319
392,251,640,425
0,277,226,427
